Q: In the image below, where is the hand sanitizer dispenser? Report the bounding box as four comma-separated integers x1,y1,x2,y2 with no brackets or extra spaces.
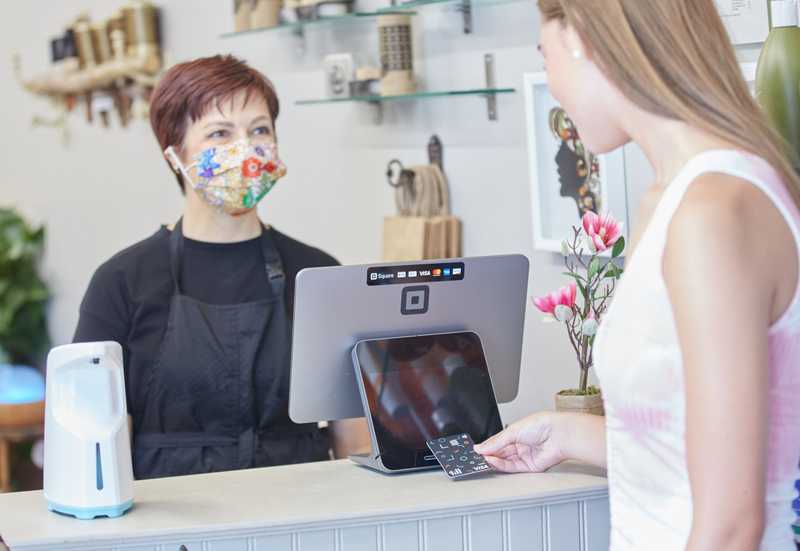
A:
43,342,134,519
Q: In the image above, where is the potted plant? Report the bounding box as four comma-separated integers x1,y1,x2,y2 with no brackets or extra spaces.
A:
532,211,625,415
0,208,49,368
0,208,49,429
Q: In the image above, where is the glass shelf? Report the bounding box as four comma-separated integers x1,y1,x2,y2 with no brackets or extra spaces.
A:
220,10,417,38
376,0,525,12
219,0,528,38
295,87,515,105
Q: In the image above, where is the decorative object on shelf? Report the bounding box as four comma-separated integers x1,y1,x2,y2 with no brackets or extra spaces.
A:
323,53,356,98
756,0,800,170
317,0,355,17
14,1,162,135
251,0,284,29
379,13,416,96
532,211,626,415
382,136,462,261
234,0,254,32
293,0,318,20
282,0,353,22
349,66,382,96
524,71,629,254
714,0,770,45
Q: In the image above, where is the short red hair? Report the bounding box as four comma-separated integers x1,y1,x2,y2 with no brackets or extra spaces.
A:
149,55,280,193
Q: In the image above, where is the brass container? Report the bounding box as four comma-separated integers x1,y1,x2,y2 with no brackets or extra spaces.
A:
91,22,113,64
122,1,160,56
251,0,282,29
106,10,127,58
73,20,98,69
234,0,253,32
120,1,161,75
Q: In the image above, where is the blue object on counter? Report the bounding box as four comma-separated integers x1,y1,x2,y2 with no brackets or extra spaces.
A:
47,499,133,520
0,364,45,404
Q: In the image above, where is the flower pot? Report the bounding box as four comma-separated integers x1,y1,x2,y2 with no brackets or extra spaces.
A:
555,391,604,416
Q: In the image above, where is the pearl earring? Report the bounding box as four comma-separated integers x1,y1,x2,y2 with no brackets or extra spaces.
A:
572,50,582,60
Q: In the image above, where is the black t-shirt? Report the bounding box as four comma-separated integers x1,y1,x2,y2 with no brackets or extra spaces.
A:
73,226,337,410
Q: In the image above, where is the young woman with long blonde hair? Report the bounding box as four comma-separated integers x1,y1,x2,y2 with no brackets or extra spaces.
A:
475,2,800,549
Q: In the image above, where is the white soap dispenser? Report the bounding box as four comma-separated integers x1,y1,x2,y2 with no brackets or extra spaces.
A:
43,341,134,519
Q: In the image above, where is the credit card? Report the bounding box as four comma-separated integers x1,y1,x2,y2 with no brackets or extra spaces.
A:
426,433,493,480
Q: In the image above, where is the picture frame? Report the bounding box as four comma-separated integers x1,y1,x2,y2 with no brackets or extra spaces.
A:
714,0,770,45
523,72,630,254
523,62,759,255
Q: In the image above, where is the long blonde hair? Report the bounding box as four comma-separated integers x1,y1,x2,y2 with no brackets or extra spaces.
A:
538,0,800,207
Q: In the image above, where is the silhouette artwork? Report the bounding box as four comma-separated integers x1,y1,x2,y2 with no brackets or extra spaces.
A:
549,107,601,218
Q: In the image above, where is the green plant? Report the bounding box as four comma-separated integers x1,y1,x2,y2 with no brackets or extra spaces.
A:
0,208,49,367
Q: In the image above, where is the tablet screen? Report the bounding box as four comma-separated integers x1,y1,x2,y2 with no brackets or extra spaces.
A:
353,332,503,470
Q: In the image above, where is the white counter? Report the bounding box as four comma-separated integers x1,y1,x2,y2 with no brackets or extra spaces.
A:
0,459,609,551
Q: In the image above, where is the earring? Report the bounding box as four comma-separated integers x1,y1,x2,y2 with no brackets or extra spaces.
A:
572,50,582,60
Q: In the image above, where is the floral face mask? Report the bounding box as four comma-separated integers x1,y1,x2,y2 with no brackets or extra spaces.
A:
165,139,287,214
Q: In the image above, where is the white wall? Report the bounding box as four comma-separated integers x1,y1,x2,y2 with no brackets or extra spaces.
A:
0,1,760,423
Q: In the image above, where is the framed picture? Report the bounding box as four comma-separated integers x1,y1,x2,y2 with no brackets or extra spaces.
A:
714,0,770,45
523,72,630,254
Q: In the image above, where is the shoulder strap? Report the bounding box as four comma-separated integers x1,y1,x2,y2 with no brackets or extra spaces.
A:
258,225,286,300
168,218,185,294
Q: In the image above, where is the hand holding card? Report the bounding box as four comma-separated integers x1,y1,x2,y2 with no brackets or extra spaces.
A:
426,433,494,480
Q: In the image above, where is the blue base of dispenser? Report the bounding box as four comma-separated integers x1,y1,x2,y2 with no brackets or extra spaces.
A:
47,499,133,520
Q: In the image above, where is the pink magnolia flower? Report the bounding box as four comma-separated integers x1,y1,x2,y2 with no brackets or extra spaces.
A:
533,282,577,316
582,211,623,252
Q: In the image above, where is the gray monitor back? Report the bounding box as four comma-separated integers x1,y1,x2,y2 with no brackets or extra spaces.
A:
289,254,529,423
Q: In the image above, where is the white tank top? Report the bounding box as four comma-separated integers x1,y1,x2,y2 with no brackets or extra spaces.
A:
594,150,800,550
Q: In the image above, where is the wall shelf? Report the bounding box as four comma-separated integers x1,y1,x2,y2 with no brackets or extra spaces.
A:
296,87,515,123
295,87,514,105
220,0,527,39
377,0,527,32
296,54,511,122
219,10,417,39
379,0,522,10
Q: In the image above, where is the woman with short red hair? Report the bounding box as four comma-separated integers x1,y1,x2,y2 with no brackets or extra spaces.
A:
74,55,369,480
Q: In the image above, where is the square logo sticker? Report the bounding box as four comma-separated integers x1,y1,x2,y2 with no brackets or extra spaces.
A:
401,286,429,315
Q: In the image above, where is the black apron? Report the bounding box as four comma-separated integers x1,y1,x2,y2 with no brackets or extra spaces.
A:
132,220,329,479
